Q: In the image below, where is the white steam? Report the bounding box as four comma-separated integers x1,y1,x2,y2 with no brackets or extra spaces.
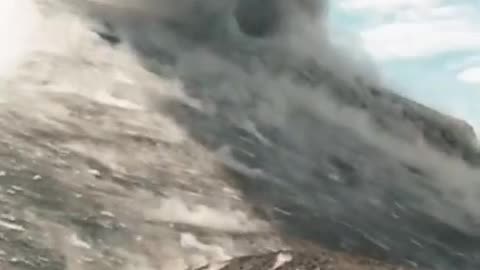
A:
0,0,40,79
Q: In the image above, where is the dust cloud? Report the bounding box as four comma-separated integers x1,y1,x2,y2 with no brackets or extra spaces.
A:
1,0,480,269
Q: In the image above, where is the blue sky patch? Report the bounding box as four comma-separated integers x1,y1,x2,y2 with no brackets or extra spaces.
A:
329,0,480,131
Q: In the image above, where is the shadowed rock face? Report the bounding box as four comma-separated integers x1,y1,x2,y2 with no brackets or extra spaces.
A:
328,79,480,165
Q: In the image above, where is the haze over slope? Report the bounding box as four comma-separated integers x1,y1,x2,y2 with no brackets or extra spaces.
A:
1,0,480,269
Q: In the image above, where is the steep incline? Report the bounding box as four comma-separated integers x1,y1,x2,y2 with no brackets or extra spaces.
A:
1,1,480,270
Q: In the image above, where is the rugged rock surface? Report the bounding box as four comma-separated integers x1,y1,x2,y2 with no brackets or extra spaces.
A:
195,250,407,270
1,0,480,270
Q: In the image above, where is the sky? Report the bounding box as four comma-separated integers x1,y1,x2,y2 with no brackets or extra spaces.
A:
329,0,480,132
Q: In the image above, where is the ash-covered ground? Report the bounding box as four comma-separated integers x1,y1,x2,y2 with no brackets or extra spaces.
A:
1,0,480,269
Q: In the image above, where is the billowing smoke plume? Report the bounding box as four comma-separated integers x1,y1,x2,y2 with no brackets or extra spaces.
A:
85,0,480,244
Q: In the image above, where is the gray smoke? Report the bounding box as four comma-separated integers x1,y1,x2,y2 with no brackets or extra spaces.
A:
80,0,480,239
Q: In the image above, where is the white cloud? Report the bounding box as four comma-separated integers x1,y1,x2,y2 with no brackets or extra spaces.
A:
457,67,480,84
339,0,440,15
360,19,480,60
338,0,480,60
430,5,477,18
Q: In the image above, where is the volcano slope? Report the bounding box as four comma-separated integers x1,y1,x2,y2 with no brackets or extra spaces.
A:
1,0,480,270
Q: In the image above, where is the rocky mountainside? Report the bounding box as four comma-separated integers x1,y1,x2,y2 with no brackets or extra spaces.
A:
195,250,408,270
1,0,480,270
